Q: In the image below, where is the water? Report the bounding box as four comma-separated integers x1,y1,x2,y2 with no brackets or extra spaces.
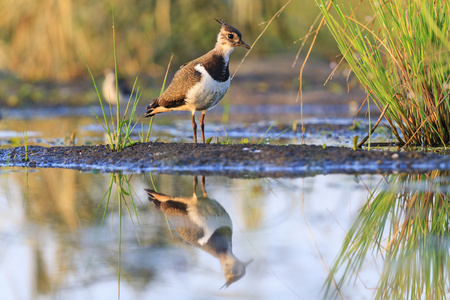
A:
0,107,448,299
0,103,381,148
4,168,449,299
0,169,381,299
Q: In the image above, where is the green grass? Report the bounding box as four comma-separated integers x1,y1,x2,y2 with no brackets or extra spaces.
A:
325,171,450,299
85,9,144,152
317,0,450,147
22,123,28,162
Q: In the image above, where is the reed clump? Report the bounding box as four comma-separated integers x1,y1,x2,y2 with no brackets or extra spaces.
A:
317,0,450,147
85,10,143,152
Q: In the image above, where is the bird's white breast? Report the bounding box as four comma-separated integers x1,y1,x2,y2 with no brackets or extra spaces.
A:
186,198,232,246
185,64,230,111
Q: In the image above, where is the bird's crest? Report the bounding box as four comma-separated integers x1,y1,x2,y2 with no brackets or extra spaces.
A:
214,18,243,38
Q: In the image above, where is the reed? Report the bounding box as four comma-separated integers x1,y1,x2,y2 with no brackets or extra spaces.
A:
85,10,142,152
325,171,450,299
317,0,450,147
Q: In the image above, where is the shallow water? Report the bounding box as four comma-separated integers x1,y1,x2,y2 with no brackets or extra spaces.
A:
1,167,449,299
0,168,378,299
0,104,448,299
0,103,382,148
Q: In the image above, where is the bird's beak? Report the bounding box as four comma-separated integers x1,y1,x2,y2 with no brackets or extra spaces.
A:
237,39,250,49
244,259,253,267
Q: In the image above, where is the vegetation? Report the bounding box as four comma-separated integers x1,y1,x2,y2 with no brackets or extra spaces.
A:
317,0,450,147
95,172,142,296
325,171,450,299
22,123,28,162
86,57,142,152
85,10,145,152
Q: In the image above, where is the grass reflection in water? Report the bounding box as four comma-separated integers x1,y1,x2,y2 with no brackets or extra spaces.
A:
326,171,450,299
95,173,142,297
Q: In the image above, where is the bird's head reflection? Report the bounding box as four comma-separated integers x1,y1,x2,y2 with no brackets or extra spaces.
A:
145,176,251,287
220,257,253,288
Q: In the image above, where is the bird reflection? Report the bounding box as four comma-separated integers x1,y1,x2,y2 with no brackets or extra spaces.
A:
146,176,251,287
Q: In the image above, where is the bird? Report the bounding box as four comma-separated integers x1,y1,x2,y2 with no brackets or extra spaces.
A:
146,176,252,287
102,68,133,105
144,19,250,143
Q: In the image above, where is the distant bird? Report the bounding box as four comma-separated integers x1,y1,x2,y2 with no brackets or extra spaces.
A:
102,68,132,105
144,19,250,143
146,176,252,287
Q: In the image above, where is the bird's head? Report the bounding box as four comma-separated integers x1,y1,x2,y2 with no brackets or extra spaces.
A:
219,254,253,288
214,18,250,55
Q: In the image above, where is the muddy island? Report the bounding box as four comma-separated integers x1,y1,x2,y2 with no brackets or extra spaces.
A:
1,142,449,177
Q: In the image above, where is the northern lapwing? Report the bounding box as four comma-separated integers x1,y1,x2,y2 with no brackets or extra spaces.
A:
144,19,250,143
146,176,252,287
102,68,132,105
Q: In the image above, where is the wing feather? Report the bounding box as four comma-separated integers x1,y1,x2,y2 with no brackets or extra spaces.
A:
157,60,202,107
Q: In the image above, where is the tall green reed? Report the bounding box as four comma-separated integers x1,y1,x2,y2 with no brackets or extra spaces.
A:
85,9,143,152
317,0,450,147
325,171,450,299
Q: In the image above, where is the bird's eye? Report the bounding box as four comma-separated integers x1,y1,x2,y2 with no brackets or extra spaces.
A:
227,34,234,39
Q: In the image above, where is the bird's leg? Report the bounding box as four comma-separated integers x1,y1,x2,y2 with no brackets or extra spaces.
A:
193,175,198,193
200,111,206,143
192,114,197,143
200,175,208,197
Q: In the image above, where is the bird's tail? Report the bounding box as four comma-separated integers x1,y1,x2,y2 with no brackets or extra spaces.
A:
145,189,172,205
145,189,188,213
144,97,160,117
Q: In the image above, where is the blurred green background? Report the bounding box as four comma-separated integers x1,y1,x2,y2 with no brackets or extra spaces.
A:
0,0,334,79
0,0,371,106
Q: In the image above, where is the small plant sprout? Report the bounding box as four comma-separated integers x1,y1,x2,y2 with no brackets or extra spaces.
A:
352,135,359,150
22,123,28,162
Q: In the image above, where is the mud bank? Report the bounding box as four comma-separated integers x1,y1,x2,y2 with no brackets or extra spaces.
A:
1,142,449,177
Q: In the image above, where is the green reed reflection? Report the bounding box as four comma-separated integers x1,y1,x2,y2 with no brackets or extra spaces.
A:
96,173,141,297
325,171,450,299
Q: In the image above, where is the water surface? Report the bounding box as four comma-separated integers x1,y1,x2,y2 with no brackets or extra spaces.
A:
0,168,383,299
0,102,447,299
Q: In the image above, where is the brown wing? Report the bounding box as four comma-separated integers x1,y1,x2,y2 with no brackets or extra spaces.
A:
157,59,203,108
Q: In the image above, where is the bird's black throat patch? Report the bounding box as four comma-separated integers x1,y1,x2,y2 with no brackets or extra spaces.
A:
202,54,229,82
